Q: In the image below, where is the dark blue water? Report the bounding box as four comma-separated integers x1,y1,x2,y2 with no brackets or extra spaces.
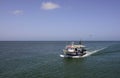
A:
0,41,120,78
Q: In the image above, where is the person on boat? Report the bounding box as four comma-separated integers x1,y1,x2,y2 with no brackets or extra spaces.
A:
75,48,77,51
81,48,86,55
75,48,78,55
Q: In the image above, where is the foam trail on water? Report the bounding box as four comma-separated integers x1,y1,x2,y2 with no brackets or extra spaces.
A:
60,47,107,58
82,47,106,58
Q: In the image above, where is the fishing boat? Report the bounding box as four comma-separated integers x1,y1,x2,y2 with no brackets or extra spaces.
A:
60,41,87,58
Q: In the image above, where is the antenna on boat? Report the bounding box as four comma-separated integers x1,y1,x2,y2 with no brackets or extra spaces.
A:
79,40,82,45
72,42,74,46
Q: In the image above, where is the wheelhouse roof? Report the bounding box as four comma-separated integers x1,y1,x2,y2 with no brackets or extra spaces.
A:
66,45,85,48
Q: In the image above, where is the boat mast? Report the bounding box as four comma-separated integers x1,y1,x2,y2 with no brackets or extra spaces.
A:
79,40,82,45
71,42,74,46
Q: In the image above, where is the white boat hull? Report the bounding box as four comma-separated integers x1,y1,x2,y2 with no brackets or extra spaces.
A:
60,52,89,58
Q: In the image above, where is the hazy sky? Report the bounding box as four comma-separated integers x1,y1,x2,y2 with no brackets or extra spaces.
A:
0,0,120,41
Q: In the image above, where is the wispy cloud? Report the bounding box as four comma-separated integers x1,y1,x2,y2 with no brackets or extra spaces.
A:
12,10,23,15
41,2,60,10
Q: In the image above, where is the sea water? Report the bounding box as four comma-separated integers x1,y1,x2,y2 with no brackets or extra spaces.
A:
0,41,120,78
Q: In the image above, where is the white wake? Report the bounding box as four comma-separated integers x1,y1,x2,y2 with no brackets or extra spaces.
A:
60,48,106,58
82,48,106,58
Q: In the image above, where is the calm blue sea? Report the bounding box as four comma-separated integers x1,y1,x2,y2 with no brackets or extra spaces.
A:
0,41,120,78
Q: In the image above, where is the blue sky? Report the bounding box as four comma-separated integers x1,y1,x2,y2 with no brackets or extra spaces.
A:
0,0,120,41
